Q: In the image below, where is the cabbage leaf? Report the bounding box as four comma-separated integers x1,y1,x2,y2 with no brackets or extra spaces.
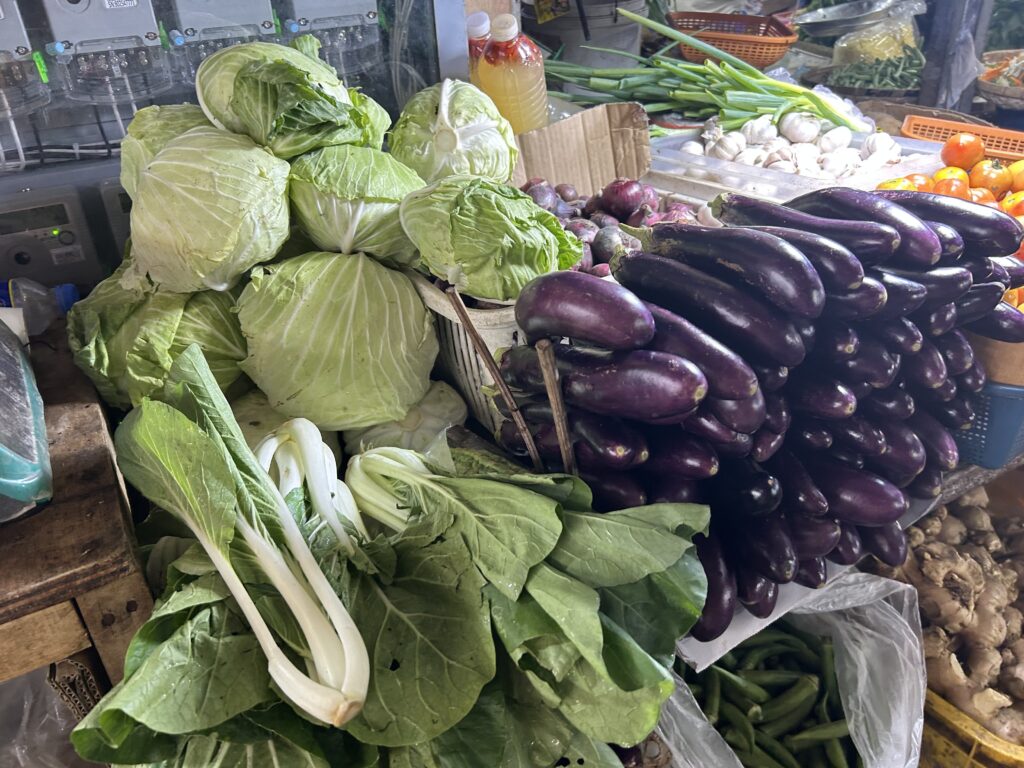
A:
120,104,211,200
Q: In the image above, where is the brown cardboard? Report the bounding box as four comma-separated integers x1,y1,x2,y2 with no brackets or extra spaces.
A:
968,333,1024,387
512,102,652,194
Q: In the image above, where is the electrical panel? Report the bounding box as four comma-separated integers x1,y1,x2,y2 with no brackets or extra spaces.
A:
273,0,380,87
0,1,49,117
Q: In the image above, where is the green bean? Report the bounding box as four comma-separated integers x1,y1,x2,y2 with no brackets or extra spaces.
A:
825,738,851,768
737,670,805,688
821,640,839,716
687,682,704,700
752,677,821,723
783,720,851,752
720,700,756,752
719,651,739,669
714,665,772,704
759,690,819,738
754,731,803,768
705,668,722,726
740,644,794,670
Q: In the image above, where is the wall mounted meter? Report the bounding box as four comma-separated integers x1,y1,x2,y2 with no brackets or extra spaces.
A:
98,176,130,259
272,0,380,86
0,0,49,118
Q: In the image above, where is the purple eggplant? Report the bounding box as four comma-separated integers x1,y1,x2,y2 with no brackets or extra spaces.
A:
643,430,720,478
766,449,829,517
869,270,928,319
881,266,973,310
751,428,786,463
684,409,755,458
792,317,817,354
646,474,703,504
791,424,834,451
926,219,965,261
645,302,759,400
868,317,924,355
831,416,888,457
861,389,916,421
911,303,958,337
709,458,783,517
794,558,828,589
802,454,909,525
827,523,864,566
830,336,901,390
928,395,975,431
868,420,927,487
828,446,865,469
785,513,842,558
708,389,767,435
763,393,791,435
581,471,647,512
735,513,798,584
907,410,959,470
989,258,1012,286
913,376,958,404
749,226,864,290
518,403,652,470
499,344,615,393
754,364,790,393
903,339,949,390
907,461,943,499
933,329,974,375
857,523,908,567
966,302,1024,342
957,283,1010,324
787,187,941,267
817,323,860,361
958,358,987,394
788,375,858,420
690,532,737,642
747,581,779,619
827,276,889,320
962,255,996,283
847,379,874,399
993,256,1024,288
736,568,771,606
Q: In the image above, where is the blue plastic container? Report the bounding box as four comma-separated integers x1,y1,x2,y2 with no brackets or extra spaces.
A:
955,382,1024,469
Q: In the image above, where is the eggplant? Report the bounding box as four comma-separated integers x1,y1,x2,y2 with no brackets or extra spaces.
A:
690,532,737,642
763,393,791,435
966,302,1024,343
868,317,923,355
827,523,864,566
642,223,827,318
751,428,786,463
747,581,779,619
646,474,704,504
643,430,720,478
861,389,916,421
709,458,783,517
612,251,806,367
933,329,975,375
708,389,767,435
907,410,959,470
911,303,957,337
766,449,829,517
962,255,996,283
828,446,865,469
873,190,1024,258
785,513,842,559
993,256,1024,288
564,350,709,422
787,187,941,267
749,226,864,290
848,380,874,399
928,395,976,432
925,219,965,261
645,302,759,400
857,523,908,568
792,317,817,353
913,376,958,404
831,416,888,457
868,420,928,487
907,461,944,500
880,266,973,310
735,513,798,584
788,375,858,420
989,259,1012,287
736,568,771,606
957,283,1011,324
817,323,860,361
754,364,790,393
802,454,909,526
794,557,828,589
499,344,616,393
712,193,901,263
580,471,647,512
958,358,987,394
515,270,655,349
520,404,652,470
902,339,948,391
827,277,888,320
791,423,834,451
684,410,754,458
868,270,928,319
830,336,900,390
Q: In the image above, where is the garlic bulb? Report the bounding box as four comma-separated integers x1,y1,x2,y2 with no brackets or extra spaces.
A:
680,140,705,156
818,126,853,154
791,142,822,168
779,112,821,144
707,132,747,161
761,136,791,155
734,148,767,166
765,145,796,165
702,117,724,145
860,132,900,162
765,159,797,174
741,115,778,146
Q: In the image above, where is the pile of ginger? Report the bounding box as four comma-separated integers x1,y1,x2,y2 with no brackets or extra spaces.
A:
876,485,1024,743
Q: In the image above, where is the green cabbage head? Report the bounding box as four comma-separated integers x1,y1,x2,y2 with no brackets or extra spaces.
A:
236,251,439,430
399,175,582,300
120,104,211,200
343,380,467,454
289,145,425,266
67,261,247,409
127,126,290,293
388,79,518,183
195,36,388,159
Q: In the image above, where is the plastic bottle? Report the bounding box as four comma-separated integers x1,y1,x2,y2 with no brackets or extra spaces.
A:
467,12,491,87
475,13,549,135
3,279,79,336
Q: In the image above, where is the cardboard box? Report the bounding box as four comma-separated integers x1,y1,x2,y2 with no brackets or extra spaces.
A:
968,333,1024,387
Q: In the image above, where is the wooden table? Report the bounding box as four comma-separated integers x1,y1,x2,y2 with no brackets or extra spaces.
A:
0,325,152,689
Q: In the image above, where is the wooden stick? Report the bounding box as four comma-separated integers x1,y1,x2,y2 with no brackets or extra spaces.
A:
445,288,544,471
535,339,577,476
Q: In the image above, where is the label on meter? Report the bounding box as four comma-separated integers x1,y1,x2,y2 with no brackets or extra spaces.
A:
50,247,84,265
104,0,139,8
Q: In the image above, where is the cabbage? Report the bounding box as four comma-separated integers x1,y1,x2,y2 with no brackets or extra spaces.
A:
388,79,518,183
127,126,290,293
120,104,210,200
343,381,467,454
229,389,341,462
195,36,388,159
67,261,247,409
289,145,424,266
236,251,438,430
399,175,582,300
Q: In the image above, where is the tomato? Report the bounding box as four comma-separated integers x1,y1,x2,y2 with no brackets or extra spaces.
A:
933,166,970,184
1009,159,1024,178
904,173,934,192
1013,169,1024,193
1006,288,1022,308
941,133,987,169
934,177,970,199
1002,190,1024,216
876,177,917,191
969,159,1014,197
970,187,998,204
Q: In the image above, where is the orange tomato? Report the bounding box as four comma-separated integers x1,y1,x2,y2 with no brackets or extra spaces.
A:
1008,159,1024,178
904,173,934,192
933,166,970,184
1006,288,1022,308
1013,169,1024,193
970,187,998,204
934,177,970,199
941,133,987,169
1002,190,1024,216
876,177,917,191
969,159,1014,197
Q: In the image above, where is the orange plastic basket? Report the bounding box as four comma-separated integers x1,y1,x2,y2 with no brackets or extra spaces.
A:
667,12,798,70
901,115,1024,161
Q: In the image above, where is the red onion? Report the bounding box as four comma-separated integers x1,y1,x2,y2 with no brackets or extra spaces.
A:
590,211,618,229
555,183,579,202
520,176,546,192
563,217,600,244
589,263,612,277
592,226,641,264
626,204,664,228
583,194,603,216
600,177,647,220
526,183,559,212
640,183,660,210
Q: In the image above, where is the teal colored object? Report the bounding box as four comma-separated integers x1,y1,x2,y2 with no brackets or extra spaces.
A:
955,382,1024,470
0,318,51,521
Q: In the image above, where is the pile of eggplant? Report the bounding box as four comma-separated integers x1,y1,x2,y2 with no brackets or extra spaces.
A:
497,186,1024,643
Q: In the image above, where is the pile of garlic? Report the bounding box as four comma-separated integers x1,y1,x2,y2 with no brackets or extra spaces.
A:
680,113,903,181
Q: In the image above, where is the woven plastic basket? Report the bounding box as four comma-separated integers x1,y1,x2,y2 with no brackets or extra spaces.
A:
921,690,1024,767
954,381,1024,470
901,115,1024,161
667,12,797,70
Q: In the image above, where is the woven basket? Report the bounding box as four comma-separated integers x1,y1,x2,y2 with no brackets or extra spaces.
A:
666,12,797,70
978,50,1024,111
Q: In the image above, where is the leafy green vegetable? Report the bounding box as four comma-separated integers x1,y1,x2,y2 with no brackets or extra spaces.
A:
236,251,438,430
399,175,582,301
388,80,518,184
120,104,211,200
343,381,467,455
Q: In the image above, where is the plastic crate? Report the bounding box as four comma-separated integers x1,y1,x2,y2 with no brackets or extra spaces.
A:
954,381,1024,469
921,690,1024,767
901,116,1024,161
667,12,797,70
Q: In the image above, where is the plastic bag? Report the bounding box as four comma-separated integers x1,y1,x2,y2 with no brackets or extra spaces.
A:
658,571,926,768
0,667,92,768
833,1,927,65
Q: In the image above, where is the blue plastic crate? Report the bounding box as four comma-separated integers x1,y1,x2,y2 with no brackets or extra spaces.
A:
955,382,1024,469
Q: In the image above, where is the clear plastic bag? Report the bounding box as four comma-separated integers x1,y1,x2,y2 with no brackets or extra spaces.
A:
658,572,926,768
833,1,927,65
0,667,93,768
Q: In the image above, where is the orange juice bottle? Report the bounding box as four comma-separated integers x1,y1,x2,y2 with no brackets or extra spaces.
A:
467,12,490,87
475,13,548,135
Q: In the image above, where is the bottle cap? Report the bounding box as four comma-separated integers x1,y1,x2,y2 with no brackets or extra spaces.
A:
491,13,519,42
466,12,490,40
53,284,79,314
